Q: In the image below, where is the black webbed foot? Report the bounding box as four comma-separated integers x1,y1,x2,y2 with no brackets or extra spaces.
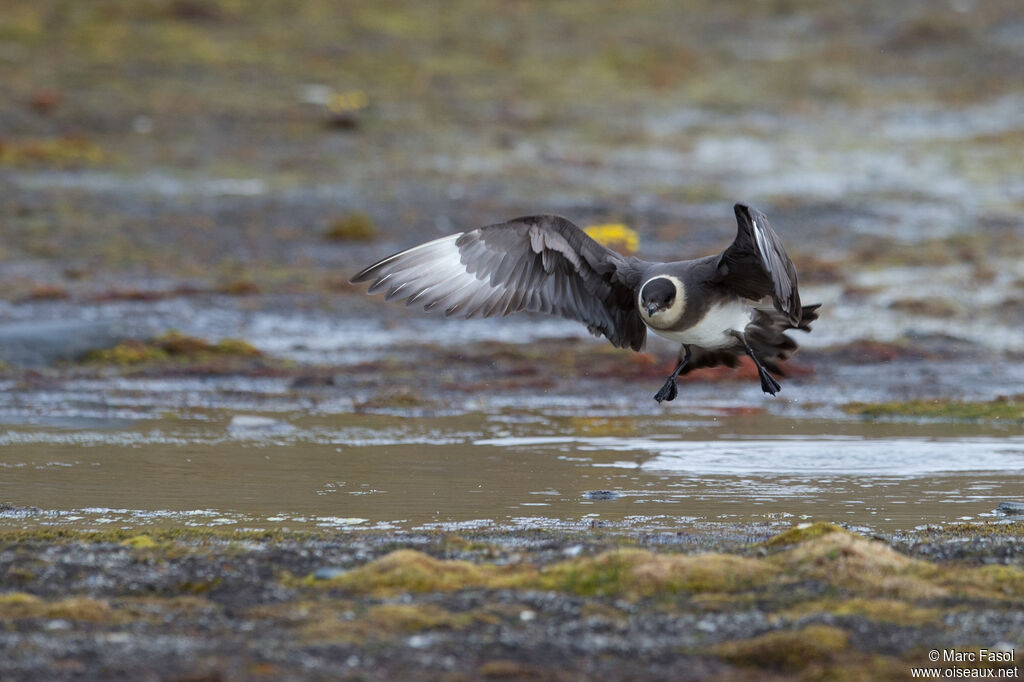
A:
757,367,781,395
652,346,691,404
653,377,678,403
730,330,782,397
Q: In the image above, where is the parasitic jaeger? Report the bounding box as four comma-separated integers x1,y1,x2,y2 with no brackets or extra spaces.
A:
351,203,820,402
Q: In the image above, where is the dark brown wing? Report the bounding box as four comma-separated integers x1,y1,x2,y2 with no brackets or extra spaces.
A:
350,215,648,351
716,203,801,325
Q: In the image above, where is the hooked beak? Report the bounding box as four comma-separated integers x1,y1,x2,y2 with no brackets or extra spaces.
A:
645,302,659,317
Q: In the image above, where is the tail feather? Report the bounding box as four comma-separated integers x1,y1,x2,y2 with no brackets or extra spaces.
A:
744,303,820,375
795,303,820,332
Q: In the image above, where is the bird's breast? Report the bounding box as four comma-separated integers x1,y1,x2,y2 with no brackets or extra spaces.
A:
647,299,751,349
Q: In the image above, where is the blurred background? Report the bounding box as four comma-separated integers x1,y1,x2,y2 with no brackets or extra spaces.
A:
1,0,1023,529
1,0,1022,316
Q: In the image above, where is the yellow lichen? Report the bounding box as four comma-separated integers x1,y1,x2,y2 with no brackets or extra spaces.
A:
585,223,640,255
328,90,369,113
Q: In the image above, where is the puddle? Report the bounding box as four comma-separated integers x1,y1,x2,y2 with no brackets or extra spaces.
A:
1,412,1021,533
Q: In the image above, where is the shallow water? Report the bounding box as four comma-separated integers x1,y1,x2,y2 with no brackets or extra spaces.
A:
2,410,1021,533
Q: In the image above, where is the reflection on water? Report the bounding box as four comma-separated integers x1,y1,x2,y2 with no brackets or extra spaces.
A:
480,435,1024,475
1,412,1021,533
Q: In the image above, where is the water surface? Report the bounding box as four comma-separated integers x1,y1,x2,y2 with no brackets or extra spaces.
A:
2,411,1020,533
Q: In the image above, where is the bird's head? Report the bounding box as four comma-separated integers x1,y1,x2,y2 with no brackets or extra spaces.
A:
639,276,685,326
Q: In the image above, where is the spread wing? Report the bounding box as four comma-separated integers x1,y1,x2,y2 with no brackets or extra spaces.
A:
350,215,648,351
716,203,801,325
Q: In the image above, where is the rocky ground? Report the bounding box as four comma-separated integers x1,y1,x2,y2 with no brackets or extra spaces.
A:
1,522,1023,681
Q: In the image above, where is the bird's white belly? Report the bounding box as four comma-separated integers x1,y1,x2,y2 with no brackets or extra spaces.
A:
650,300,751,349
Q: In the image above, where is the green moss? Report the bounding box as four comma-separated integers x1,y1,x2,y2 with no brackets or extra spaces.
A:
363,603,476,632
313,549,525,595
783,598,942,626
121,534,158,549
118,594,219,621
211,338,262,357
538,549,772,597
315,548,771,599
911,521,1024,541
0,591,41,606
0,594,114,622
712,624,849,671
888,297,963,317
764,522,846,547
85,339,169,364
773,531,944,600
45,597,115,622
357,388,429,410
289,527,1024,606
176,578,223,594
536,549,639,596
250,599,482,643
0,136,106,167
844,399,1024,421
156,330,260,357
324,213,377,242
943,564,1024,599
84,330,262,366
0,526,300,545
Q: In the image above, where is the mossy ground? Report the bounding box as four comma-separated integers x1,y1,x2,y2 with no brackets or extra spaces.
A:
845,398,1024,422
73,329,289,377
302,525,1024,606
84,330,262,366
2,523,1023,679
3,523,1022,679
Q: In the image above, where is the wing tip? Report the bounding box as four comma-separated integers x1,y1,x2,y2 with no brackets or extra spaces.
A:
348,268,373,285
734,202,772,228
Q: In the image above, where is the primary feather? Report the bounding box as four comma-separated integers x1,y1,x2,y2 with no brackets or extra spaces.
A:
351,215,647,351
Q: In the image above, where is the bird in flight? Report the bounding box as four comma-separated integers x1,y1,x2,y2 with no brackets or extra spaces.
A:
351,203,819,402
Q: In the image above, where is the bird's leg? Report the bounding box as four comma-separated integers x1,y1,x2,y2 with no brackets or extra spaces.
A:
653,346,691,403
730,331,781,395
